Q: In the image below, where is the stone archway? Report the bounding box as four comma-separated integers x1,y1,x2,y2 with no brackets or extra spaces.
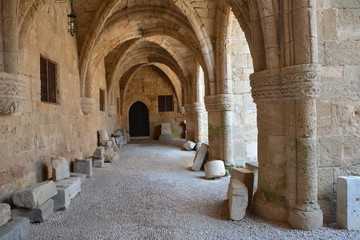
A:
129,101,150,137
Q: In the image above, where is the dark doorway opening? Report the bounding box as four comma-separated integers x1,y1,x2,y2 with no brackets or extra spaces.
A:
129,101,150,137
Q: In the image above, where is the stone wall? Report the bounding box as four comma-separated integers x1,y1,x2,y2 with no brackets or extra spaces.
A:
317,0,360,223
123,66,185,139
0,2,100,201
231,16,257,165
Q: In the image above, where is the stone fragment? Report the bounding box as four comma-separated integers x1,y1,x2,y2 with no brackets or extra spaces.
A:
229,168,254,208
229,180,248,220
12,181,57,209
161,123,172,135
204,160,225,179
98,130,110,141
111,137,121,154
183,141,196,151
11,199,54,223
245,162,258,188
104,149,119,163
74,159,93,178
192,143,209,171
0,217,30,240
93,157,105,168
0,204,11,228
93,146,105,159
52,177,81,211
69,173,86,185
337,176,360,230
51,156,70,181
159,134,174,141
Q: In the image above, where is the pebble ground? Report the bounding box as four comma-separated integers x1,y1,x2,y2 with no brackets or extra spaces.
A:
28,140,360,240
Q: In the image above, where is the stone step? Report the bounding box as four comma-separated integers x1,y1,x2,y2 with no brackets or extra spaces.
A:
0,204,11,228
74,159,93,178
0,217,30,240
52,177,81,211
11,199,54,223
12,181,57,209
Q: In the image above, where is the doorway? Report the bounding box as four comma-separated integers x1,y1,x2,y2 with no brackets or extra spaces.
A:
129,101,150,137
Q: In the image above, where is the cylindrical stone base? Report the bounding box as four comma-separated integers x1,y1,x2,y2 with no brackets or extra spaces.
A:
204,160,225,179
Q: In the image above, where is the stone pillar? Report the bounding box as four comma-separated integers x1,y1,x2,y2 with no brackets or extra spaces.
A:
251,64,322,229
2,0,18,74
184,102,206,146
205,94,234,165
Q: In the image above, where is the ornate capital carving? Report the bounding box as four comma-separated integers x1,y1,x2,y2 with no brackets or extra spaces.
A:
184,102,205,114
81,97,95,115
250,64,320,102
205,94,234,112
0,73,27,115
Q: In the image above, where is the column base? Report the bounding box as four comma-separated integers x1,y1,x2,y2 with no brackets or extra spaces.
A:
253,191,288,222
288,204,323,230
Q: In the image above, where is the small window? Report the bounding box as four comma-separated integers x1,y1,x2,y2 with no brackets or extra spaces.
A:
99,89,105,111
158,95,173,112
40,56,57,103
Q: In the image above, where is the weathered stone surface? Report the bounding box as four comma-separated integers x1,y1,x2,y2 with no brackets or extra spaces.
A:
0,204,10,228
11,199,54,223
204,160,225,179
51,156,70,181
52,177,81,211
337,176,360,230
98,130,110,141
104,149,119,163
93,146,105,159
161,123,172,135
74,159,93,178
159,134,174,141
230,168,254,208
245,161,258,188
0,217,30,240
69,173,86,185
12,181,57,209
192,143,209,171
229,180,248,220
183,141,196,151
93,157,105,168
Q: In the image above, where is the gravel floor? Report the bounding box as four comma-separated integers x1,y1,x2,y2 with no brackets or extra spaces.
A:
28,140,359,240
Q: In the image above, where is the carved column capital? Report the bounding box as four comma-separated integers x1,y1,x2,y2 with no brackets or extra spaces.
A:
0,72,27,115
250,64,320,102
184,102,205,114
205,94,234,112
81,97,95,115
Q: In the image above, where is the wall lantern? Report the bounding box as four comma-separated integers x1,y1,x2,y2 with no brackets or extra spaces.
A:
67,13,76,36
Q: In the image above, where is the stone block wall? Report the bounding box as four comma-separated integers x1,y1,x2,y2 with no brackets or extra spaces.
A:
123,66,185,139
317,0,360,223
0,2,102,200
231,16,257,165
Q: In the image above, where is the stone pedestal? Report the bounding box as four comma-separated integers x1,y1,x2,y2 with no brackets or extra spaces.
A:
337,176,360,230
204,160,225,179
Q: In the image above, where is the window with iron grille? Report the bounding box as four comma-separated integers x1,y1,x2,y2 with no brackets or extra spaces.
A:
158,95,173,112
99,89,105,111
40,56,57,103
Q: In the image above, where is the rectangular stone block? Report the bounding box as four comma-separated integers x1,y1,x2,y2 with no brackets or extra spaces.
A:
337,176,360,230
229,180,248,220
12,181,57,209
93,146,105,159
192,143,209,171
0,217,30,240
74,159,93,178
51,156,70,181
229,168,254,208
245,161,258,188
93,157,105,168
69,173,86,185
52,177,81,211
161,123,171,135
11,199,54,223
0,204,11,228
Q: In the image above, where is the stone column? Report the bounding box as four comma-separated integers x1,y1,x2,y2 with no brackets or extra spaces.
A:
184,102,206,146
251,64,322,230
2,0,18,74
205,94,234,165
